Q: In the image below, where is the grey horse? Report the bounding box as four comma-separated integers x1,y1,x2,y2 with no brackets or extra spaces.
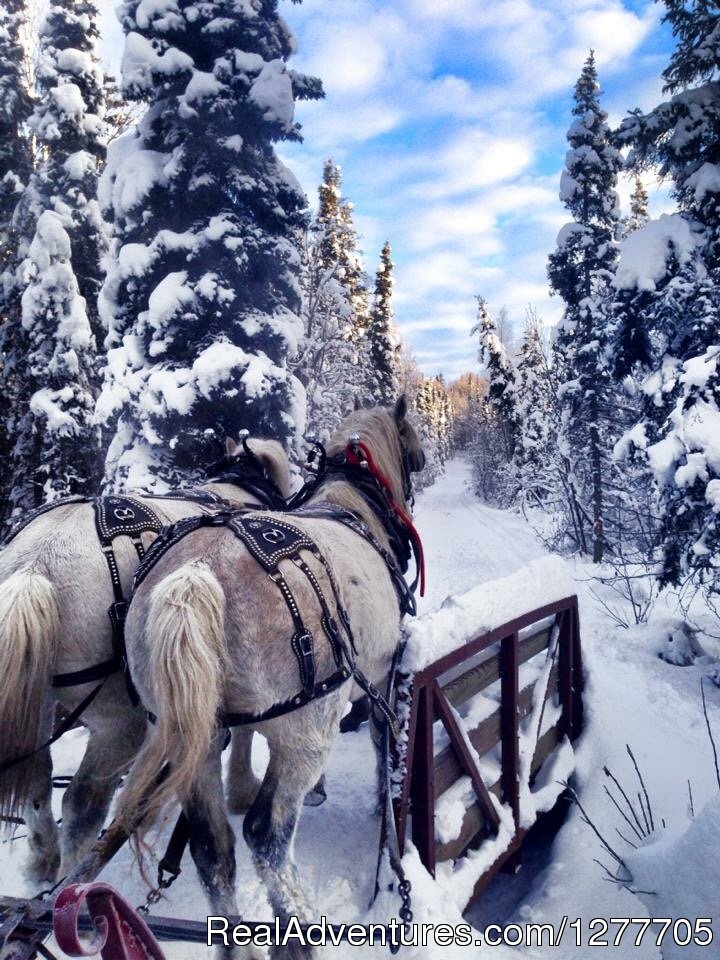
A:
0,438,290,884
114,399,424,959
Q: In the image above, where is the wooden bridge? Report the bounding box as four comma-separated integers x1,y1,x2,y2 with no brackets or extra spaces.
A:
393,595,583,908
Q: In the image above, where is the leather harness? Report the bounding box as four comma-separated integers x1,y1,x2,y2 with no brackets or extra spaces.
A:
136,507,400,731
0,482,268,699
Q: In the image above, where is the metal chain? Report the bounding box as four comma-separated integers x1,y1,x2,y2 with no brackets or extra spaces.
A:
136,865,179,915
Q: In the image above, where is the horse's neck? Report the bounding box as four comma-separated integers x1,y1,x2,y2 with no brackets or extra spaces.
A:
308,480,393,553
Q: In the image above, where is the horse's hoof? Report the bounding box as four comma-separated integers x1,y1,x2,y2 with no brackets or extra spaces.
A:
303,776,327,807
339,696,370,733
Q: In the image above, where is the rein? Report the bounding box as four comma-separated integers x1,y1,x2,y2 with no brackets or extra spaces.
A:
285,436,425,599
343,438,426,598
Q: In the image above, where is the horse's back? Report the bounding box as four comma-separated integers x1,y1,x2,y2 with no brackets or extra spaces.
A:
125,511,400,719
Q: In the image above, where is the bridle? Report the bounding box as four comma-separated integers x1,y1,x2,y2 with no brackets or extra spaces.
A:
342,436,425,597
286,426,426,597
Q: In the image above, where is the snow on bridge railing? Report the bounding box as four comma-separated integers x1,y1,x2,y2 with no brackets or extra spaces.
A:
394,557,583,911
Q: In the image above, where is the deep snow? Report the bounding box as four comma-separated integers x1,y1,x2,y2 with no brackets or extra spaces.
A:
1,459,718,957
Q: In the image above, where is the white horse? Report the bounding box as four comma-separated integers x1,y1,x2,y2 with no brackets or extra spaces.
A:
0,438,291,884
114,399,424,958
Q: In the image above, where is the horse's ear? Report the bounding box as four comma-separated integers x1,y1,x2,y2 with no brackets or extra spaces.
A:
354,396,362,412
394,394,408,423
225,436,237,456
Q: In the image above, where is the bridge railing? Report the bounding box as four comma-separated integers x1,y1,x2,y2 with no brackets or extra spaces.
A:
393,595,583,908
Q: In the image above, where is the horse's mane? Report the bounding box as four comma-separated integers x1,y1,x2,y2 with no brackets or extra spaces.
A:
326,407,405,506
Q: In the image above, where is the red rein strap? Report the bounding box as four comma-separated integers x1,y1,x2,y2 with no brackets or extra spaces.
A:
344,440,426,597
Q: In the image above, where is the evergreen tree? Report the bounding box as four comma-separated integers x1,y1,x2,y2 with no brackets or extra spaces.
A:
621,176,650,237
548,52,622,561
615,1,720,593
98,0,322,490
315,160,369,340
471,296,518,462
11,211,99,508
367,240,400,404
29,0,107,347
294,160,372,436
512,310,553,504
4,0,106,514
0,0,33,520
0,0,32,273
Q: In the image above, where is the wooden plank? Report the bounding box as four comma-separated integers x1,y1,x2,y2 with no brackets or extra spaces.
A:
440,626,552,710
432,681,500,832
435,719,563,864
412,596,576,686
529,721,564,783
434,665,558,796
435,778,503,863
500,633,521,873
409,685,436,875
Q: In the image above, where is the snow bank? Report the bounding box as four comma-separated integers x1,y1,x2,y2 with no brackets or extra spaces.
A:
403,555,575,672
623,794,720,959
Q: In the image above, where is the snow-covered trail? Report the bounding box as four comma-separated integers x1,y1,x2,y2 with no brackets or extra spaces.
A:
416,459,546,615
1,458,718,959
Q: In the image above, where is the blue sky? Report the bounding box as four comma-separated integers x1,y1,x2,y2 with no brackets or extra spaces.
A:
98,0,676,381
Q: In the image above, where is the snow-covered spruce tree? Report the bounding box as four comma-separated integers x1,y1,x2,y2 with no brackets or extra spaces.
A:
98,0,322,489
471,297,518,460
614,0,720,596
29,0,107,348
512,310,555,506
367,240,400,405
0,0,33,520
469,298,519,505
548,52,622,562
621,176,650,238
294,159,374,436
9,210,99,510
315,160,370,343
3,0,107,514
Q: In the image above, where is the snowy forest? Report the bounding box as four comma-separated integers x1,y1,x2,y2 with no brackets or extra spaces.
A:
0,0,454,519
1,0,720,949
1,0,718,658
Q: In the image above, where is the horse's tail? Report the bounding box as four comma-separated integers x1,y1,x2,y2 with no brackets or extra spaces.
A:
0,567,58,822
115,561,226,841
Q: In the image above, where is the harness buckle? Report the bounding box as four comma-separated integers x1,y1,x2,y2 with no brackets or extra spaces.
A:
292,632,315,696
108,600,129,624
297,633,313,657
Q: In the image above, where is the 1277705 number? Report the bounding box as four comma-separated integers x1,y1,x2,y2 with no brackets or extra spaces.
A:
566,918,714,948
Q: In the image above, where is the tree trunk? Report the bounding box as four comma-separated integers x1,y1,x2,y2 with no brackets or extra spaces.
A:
589,394,604,563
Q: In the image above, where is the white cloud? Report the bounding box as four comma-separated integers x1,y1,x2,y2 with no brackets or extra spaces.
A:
573,3,660,69
300,23,389,96
93,0,671,380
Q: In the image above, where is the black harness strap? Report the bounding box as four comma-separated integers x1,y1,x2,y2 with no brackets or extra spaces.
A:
0,680,108,775
143,489,228,509
48,497,164,696
1,496,90,547
92,497,164,706
224,514,323,698
294,503,417,617
293,557,345,670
